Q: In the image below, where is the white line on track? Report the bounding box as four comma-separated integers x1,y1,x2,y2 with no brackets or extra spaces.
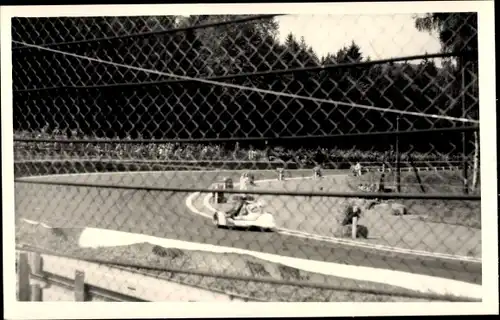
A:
187,174,482,264
16,168,317,179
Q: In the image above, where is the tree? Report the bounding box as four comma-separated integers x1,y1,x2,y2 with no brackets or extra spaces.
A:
415,13,477,54
12,15,478,165
11,16,212,139
414,13,479,193
184,15,285,141
317,42,369,138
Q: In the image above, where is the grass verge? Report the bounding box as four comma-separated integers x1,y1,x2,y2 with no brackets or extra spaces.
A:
345,170,481,229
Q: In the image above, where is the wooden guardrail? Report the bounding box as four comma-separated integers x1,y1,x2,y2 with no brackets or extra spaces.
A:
16,251,144,301
16,250,255,302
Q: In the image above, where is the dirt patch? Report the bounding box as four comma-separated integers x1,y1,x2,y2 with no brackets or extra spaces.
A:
370,203,409,216
278,265,310,281
152,246,185,259
246,261,271,278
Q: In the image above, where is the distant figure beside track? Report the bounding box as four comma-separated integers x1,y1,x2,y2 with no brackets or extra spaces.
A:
239,171,255,199
352,162,363,176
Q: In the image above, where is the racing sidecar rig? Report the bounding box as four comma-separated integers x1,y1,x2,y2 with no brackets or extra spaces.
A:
212,199,276,231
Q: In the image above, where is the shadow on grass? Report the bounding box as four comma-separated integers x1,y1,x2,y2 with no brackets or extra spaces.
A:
216,225,276,233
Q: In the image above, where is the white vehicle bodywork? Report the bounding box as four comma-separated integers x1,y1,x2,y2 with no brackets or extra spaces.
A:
213,200,276,231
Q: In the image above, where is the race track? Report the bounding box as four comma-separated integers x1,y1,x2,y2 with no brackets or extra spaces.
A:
14,170,481,285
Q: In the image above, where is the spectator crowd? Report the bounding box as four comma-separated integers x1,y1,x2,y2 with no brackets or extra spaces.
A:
14,130,462,169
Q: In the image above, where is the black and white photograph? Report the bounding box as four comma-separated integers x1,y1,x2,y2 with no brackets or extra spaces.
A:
2,1,498,318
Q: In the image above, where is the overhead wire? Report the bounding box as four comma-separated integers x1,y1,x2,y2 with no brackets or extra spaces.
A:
13,178,481,200
11,14,284,50
13,50,473,93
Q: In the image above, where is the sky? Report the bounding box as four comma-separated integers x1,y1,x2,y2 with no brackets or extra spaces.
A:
275,14,442,61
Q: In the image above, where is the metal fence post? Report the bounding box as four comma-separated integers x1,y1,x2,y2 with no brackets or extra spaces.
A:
461,55,469,195
395,116,401,193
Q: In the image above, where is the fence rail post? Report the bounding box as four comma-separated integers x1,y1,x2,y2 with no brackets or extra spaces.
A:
74,270,86,301
30,284,42,301
17,252,31,301
29,251,43,275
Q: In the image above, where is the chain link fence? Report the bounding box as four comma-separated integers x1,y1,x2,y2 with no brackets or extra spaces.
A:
12,14,481,302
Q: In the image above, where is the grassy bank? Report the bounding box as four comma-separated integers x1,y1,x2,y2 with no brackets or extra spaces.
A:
16,221,467,302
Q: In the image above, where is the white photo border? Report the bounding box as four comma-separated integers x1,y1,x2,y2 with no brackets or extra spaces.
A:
2,1,497,318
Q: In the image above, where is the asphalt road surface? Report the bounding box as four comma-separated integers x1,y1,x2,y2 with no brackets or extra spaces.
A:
14,170,481,285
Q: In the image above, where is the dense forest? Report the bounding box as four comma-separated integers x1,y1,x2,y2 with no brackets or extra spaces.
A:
11,14,478,155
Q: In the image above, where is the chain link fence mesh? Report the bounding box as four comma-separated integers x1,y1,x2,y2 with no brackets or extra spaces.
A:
12,14,481,302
